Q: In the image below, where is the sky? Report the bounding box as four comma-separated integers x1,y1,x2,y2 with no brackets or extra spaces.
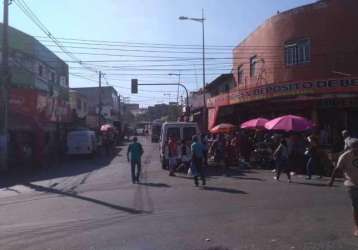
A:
4,0,317,107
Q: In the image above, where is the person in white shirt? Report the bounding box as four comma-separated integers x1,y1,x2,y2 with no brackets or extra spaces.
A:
342,130,352,151
329,138,358,236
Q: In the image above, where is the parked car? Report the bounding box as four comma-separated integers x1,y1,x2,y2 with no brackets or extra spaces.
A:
159,122,200,169
66,130,97,156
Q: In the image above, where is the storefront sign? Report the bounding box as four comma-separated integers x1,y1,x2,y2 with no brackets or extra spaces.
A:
207,78,358,108
229,78,358,105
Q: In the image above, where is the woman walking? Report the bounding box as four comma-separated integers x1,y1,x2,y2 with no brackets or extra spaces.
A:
273,139,291,183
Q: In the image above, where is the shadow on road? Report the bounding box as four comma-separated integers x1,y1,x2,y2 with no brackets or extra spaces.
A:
138,182,171,188
202,186,248,194
0,146,123,190
23,182,150,214
294,182,328,187
230,176,265,182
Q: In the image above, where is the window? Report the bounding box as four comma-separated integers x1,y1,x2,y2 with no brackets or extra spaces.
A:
60,76,67,87
166,127,180,141
250,56,257,77
38,64,43,77
183,127,196,141
285,39,310,65
237,65,244,85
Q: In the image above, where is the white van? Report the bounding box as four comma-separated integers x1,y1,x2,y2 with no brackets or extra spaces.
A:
66,130,97,156
159,122,200,169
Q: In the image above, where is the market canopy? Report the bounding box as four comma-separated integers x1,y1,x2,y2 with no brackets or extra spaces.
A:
210,123,237,134
264,115,314,132
240,118,269,130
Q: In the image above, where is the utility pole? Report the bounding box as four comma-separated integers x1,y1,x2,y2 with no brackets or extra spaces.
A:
98,71,102,128
201,8,207,132
0,0,10,171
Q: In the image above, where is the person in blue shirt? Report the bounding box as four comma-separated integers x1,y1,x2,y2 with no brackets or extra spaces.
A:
127,137,144,184
191,135,206,186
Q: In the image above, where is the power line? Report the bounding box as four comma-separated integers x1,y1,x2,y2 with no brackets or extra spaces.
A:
34,35,237,48
14,0,98,74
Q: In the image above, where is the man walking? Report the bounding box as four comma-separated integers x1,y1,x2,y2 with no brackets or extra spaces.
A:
127,137,144,184
329,138,358,236
191,135,206,187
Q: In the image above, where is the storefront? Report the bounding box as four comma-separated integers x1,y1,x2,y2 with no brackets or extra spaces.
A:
208,77,358,149
7,88,71,170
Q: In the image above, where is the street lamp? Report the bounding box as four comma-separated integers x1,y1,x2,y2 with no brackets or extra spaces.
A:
179,9,207,131
168,72,181,105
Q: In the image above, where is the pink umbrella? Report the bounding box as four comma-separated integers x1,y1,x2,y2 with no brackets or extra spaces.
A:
100,124,114,132
240,118,269,129
264,115,314,132
210,123,237,134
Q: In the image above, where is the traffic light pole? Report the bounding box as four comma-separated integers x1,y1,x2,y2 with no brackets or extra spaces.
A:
0,0,10,171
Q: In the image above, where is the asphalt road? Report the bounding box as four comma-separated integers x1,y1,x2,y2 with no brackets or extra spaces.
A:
0,136,357,250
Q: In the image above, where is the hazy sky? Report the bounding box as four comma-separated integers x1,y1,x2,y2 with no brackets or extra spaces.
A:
5,0,316,107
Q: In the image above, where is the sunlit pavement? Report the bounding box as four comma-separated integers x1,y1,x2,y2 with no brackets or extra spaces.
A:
0,136,357,250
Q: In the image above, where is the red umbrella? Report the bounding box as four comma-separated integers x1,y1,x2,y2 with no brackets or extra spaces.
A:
210,123,237,134
264,115,314,132
100,124,114,132
240,118,269,129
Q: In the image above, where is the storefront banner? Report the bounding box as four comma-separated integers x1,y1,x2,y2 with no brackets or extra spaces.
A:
8,88,71,124
207,78,358,108
229,78,358,105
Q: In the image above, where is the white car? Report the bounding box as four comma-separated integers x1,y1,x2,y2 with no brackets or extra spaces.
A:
66,130,97,156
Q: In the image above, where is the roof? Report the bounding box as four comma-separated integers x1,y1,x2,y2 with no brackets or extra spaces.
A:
206,73,234,89
72,86,118,95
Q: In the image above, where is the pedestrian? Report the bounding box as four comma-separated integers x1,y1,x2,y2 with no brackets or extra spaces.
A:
273,138,291,183
191,135,206,186
329,138,358,237
127,137,144,184
210,134,226,172
168,135,178,176
201,134,208,167
305,135,321,180
342,130,353,151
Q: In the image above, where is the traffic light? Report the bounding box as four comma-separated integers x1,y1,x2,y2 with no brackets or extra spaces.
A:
131,79,138,94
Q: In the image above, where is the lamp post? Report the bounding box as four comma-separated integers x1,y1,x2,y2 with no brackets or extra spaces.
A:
179,9,206,131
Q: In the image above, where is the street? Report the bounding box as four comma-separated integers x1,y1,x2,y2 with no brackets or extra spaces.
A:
0,137,357,250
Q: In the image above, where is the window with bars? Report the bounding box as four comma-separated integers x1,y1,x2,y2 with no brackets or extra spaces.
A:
285,39,311,65
250,56,257,77
237,65,244,85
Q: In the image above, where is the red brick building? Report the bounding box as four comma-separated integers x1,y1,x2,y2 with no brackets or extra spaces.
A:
208,0,358,145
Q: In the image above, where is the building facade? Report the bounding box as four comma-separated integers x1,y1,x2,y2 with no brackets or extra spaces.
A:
0,24,70,169
189,74,234,130
72,86,119,129
69,90,88,128
208,0,358,146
